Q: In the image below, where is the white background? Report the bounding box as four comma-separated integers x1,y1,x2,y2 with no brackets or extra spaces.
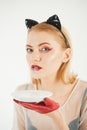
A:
0,0,87,129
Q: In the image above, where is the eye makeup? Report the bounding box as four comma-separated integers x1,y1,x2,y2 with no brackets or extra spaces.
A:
39,46,52,53
26,42,53,54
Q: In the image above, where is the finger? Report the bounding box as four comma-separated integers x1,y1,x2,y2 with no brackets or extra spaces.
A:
44,98,60,108
44,98,56,106
13,99,20,104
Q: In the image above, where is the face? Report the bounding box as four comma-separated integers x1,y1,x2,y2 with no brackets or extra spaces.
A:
26,30,69,79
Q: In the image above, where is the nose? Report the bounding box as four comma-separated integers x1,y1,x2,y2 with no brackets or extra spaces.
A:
33,51,41,62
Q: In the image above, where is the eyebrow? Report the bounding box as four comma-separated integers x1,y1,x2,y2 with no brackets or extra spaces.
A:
26,42,50,47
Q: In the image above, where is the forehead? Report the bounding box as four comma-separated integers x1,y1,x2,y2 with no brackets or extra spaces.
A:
27,30,62,46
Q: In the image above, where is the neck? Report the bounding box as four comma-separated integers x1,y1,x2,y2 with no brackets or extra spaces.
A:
36,74,63,91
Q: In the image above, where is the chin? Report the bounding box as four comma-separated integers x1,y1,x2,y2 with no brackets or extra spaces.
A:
31,73,46,79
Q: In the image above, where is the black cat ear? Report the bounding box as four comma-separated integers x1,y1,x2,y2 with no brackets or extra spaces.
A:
46,14,61,30
25,19,38,28
25,15,61,30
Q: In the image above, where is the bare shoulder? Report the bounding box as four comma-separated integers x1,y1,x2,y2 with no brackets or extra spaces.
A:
15,83,34,91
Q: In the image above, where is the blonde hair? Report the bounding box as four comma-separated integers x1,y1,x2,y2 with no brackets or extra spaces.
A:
27,23,77,85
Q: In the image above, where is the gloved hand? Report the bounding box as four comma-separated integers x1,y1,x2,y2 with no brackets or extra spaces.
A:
13,98,60,114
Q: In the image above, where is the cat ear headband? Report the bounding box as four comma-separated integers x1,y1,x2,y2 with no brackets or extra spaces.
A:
25,14,67,44
25,14,61,30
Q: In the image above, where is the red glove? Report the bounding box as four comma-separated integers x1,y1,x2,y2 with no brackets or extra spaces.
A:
13,98,60,114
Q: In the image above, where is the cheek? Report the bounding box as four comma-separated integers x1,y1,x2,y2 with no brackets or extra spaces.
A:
43,52,63,72
44,51,63,64
26,55,31,66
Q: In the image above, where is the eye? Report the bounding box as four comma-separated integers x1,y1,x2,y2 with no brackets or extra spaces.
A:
40,47,52,53
26,48,33,54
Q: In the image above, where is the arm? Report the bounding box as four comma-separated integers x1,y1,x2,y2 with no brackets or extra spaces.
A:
11,102,25,130
13,98,69,130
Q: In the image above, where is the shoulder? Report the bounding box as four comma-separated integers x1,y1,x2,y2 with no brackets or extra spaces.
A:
79,79,87,89
79,80,87,99
15,83,35,91
76,79,87,98
80,80,87,109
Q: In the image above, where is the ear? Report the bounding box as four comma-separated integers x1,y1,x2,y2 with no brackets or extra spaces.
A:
62,48,72,63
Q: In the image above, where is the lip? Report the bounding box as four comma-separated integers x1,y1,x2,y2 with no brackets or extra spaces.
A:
31,65,42,71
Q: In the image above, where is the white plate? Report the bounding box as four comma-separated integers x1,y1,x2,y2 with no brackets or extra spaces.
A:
12,90,53,102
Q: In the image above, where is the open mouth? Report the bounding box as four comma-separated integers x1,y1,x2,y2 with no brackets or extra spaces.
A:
31,65,42,71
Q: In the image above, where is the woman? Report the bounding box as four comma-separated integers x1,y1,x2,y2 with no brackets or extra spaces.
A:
12,15,87,130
